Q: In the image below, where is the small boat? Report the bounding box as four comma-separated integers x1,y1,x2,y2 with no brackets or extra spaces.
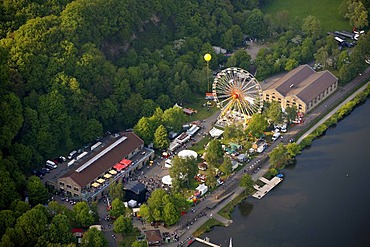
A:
229,237,232,247
276,173,284,178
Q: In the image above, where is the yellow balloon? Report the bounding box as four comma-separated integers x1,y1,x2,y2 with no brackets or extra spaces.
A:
204,53,212,62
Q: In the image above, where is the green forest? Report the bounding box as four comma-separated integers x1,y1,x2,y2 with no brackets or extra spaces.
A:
0,0,369,245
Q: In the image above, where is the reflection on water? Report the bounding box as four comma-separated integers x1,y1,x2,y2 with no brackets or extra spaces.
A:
193,101,370,247
237,200,253,217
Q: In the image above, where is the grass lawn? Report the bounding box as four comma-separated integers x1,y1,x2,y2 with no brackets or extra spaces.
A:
189,136,211,154
184,94,219,122
192,218,224,237
261,0,351,33
218,193,247,219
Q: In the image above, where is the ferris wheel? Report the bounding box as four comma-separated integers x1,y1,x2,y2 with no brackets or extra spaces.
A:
212,67,263,123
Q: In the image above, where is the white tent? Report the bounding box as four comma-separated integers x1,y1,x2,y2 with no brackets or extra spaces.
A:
196,184,208,196
165,159,172,168
178,149,197,159
209,127,224,138
128,199,137,208
161,175,172,186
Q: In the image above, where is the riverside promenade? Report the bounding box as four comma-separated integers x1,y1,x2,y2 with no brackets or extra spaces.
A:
166,66,370,247
130,66,370,247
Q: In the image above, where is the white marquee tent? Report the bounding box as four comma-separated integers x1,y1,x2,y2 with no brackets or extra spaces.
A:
178,149,198,159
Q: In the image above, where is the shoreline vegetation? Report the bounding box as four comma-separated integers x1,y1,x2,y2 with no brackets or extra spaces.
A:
192,79,370,238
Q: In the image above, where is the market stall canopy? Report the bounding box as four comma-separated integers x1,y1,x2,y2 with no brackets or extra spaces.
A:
113,163,125,171
97,178,105,184
209,127,224,138
91,182,100,188
109,170,117,175
161,175,172,185
178,149,197,159
195,183,208,196
119,158,132,166
104,173,112,179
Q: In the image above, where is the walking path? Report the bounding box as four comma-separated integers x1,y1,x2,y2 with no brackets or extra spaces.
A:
297,80,370,144
163,66,370,246
93,65,370,247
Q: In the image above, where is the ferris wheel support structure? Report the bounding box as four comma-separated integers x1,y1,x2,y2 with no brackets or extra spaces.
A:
212,67,263,124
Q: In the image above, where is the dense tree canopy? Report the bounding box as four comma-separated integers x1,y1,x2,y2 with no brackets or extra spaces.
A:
139,189,188,226
169,156,198,190
204,140,224,168
0,0,368,244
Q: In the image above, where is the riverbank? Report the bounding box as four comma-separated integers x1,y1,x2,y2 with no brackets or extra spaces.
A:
168,66,370,246
192,98,370,247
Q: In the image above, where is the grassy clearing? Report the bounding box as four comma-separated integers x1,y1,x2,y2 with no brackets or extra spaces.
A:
262,0,350,33
189,136,210,154
192,218,224,237
184,94,219,122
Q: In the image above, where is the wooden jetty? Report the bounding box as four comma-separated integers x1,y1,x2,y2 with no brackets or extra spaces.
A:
252,176,283,199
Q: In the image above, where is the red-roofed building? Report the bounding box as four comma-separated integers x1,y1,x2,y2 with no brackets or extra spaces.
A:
57,132,154,201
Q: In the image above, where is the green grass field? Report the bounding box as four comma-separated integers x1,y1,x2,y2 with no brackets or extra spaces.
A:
261,0,351,33
183,94,219,122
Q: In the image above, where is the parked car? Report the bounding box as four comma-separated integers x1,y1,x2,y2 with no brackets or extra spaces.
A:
41,167,50,173
32,170,44,178
272,132,281,142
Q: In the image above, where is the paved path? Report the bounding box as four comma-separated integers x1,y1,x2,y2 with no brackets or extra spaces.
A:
297,80,370,143
97,65,370,247
163,66,370,247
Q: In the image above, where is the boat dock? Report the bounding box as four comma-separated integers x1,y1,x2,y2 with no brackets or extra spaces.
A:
252,176,283,199
194,237,221,247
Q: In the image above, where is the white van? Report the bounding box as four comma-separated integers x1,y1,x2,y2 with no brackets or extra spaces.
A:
272,132,281,142
68,150,77,160
46,160,57,169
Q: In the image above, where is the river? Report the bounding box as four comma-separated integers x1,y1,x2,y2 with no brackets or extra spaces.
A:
195,100,370,247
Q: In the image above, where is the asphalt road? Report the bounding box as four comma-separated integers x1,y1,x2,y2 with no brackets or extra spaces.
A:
89,65,370,247
164,65,370,246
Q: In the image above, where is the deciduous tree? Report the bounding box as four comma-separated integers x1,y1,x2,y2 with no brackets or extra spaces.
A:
269,143,294,169
113,215,133,234
134,117,153,145
240,174,255,195
109,182,124,201
81,227,108,247
246,113,268,137
14,207,48,246
266,101,283,124
110,198,126,218
154,125,169,150
204,140,224,167
219,156,233,176
162,106,185,133
26,176,49,206
170,156,198,189
73,202,94,228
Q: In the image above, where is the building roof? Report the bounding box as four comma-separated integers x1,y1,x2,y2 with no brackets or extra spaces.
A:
297,70,338,103
265,65,338,104
267,65,315,97
145,230,162,244
60,132,143,188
